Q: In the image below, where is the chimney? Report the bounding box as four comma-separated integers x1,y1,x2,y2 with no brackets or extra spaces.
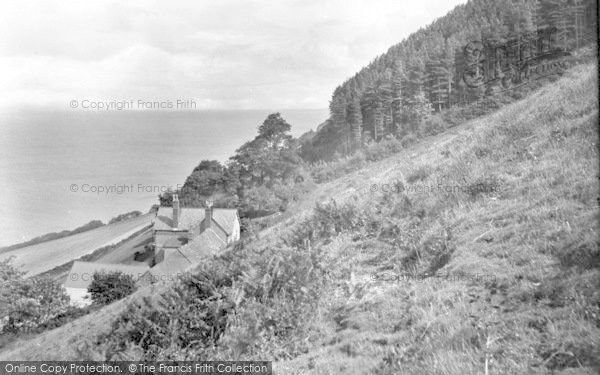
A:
204,200,213,230
172,194,180,229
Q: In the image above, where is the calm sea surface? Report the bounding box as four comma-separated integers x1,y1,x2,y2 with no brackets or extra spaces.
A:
0,109,328,247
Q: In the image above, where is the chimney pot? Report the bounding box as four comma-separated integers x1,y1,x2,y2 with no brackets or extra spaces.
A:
204,200,213,230
172,194,180,229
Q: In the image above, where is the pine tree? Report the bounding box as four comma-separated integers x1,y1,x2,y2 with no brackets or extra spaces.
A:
329,87,349,153
582,0,598,43
376,77,394,135
454,47,469,106
373,101,384,141
360,87,377,141
503,0,537,65
425,59,450,111
402,65,426,108
347,94,363,150
391,61,405,134
407,91,433,135
539,0,570,50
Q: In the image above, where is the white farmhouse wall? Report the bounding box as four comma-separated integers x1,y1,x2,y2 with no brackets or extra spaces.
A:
231,217,241,243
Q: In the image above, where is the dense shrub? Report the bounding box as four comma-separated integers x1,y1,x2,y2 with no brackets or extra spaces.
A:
310,138,404,184
310,159,351,184
88,271,136,305
0,259,71,333
239,185,283,218
113,273,234,360
406,165,433,184
241,246,320,302
103,272,234,360
30,305,92,333
269,180,316,212
221,292,315,359
213,241,325,359
465,175,503,199
423,116,448,136
440,106,471,127
240,217,261,241
287,200,374,247
309,161,338,184
400,134,417,148
99,239,325,361
364,138,404,162
556,238,600,270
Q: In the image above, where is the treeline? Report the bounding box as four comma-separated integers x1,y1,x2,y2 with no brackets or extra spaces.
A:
301,0,597,161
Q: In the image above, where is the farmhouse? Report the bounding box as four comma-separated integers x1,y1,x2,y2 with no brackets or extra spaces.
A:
140,228,226,286
152,195,240,250
63,197,240,304
64,261,149,307
142,196,239,284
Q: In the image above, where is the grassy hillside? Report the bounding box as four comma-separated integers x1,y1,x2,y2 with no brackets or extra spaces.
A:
0,213,154,277
1,62,598,374
273,63,599,374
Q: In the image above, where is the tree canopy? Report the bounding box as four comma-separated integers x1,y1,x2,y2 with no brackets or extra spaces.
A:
159,112,306,218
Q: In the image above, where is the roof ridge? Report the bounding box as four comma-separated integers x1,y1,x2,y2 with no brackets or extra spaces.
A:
201,228,226,243
175,248,194,265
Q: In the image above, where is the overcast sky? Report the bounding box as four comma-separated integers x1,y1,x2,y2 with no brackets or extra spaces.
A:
0,0,466,112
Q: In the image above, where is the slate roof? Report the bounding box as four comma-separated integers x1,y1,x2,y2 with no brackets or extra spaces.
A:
142,228,226,284
145,252,191,283
153,207,238,235
163,236,188,248
153,207,204,231
181,228,225,262
65,261,150,289
209,209,239,235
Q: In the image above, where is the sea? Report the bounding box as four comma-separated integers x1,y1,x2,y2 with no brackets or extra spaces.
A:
0,108,329,247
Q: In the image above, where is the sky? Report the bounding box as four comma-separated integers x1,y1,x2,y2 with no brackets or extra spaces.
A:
0,0,467,112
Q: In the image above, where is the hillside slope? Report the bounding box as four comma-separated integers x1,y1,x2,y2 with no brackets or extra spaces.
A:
1,63,598,374
273,62,599,374
0,213,154,277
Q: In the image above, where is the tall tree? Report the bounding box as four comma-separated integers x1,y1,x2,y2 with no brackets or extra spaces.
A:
346,94,363,150
329,86,350,153
425,59,451,111
231,113,301,188
391,61,405,133
257,113,293,150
